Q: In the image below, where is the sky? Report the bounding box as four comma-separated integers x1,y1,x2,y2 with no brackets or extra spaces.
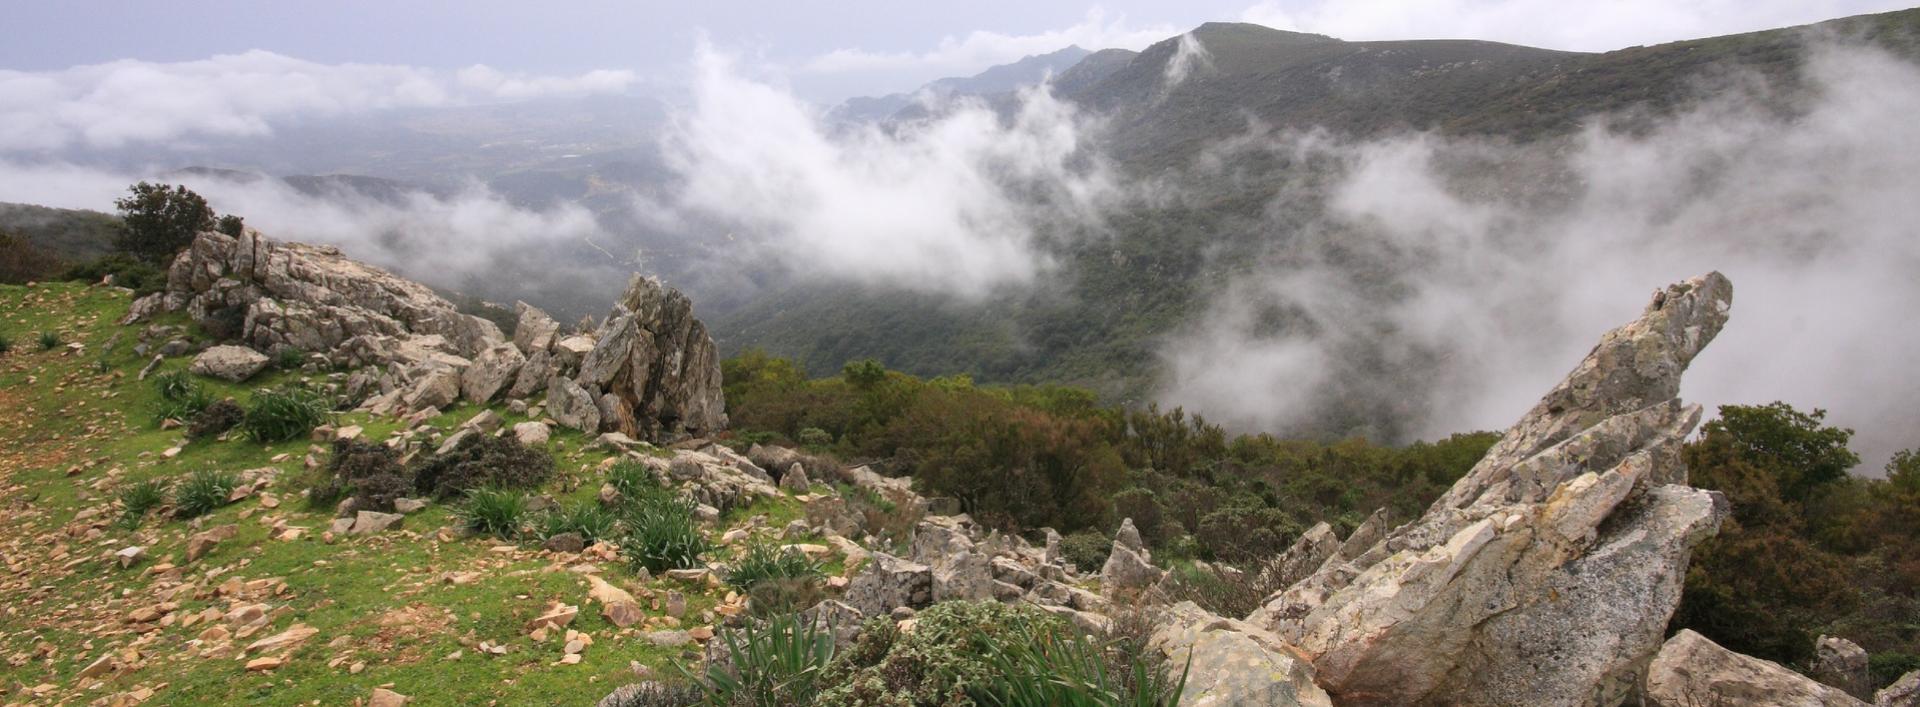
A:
3,0,1911,102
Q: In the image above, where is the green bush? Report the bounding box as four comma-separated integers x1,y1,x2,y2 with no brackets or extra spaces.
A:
37,331,59,350
411,434,553,499
1060,531,1112,573
536,502,620,544
186,398,244,439
274,346,307,371
116,478,170,530
173,469,240,519
797,427,834,450
60,254,167,296
114,182,214,264
241,387,332,442
727,544,823,591
686,612,836,707
150,371,216,425
455,488,528,539
620,494,711,573
972,629,1188,707
817,601,1069,705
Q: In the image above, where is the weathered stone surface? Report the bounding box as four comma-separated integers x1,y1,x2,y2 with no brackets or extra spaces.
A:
843,552,932,618
513,301,560,355
1645,630,1867,707
400,365,462,411
189,345,270,382
547,377,601,433
186,525,237,562
460,343,524,404
1152,601,1333,707
586,575,644,628
513,421,550,446
1814,635,1873,700
1879,670,1920,707
161,231,502,367
911,516,993,602
349,510,404,535
1251,273,1736,706
1101,518,1165,599
573,275,728,443
1256,522,1337,591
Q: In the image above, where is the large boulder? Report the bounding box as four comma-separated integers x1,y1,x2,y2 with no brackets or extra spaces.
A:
460,343,525,404
189,345,270,382
842,552,932,618
1151,601,1333,707
1644,630,1867,707
1813,635,1873,700
547,377,601,433
573,275,728,443
161,230,503,367
513,301,560,355
1100,518,1165,599
1251,273,1735,706
1879,670,1920,707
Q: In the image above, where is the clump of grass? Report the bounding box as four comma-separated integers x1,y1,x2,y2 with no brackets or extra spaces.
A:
273,346,307,370
117,478,170,529
536,502,620,545
683,612,836,707
727,544,822,591
0,332,12,355
607,459,664,501
455,487,528,539
971,629,1190,707
241,386,332,442
597,682,707,707
173,469,240,519
37,331,59,350
620,493,712,573
150,370,215,425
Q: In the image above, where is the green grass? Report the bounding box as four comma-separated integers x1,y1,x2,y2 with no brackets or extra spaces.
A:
116,477,169,529
241,385,333,442
454,487,529,540
173,468,240,518
36,329,59,350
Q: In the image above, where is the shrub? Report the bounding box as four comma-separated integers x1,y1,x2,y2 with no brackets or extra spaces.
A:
1161,562,1280,619
186,398,244,439
116,478,170,530
455,488,528,539
150,371,216,425
0,332,11,355
114,182,214,264
817,600,1066,705
536,502,620,544
972,629,1188,707
598,681,705,707
797,427,834,450
59,254,167,296
747,576,831,618
411,434,553,499
608,459,666,501
621,494,711,573
310,439,412,513
726,544,823,591
273,346,307,370
173,469,240,519
241,387,332,442
686,612,836,707
1060,530,1112,573
37,331,59,350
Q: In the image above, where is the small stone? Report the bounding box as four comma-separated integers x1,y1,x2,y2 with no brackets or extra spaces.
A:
115,546,145,568
244,656,284,671
368,687,410,707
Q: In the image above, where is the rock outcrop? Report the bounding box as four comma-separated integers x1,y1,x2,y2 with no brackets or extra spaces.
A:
1152,601,1333,707
1644,630,1867,707
1250,273,1735,706
1813,635,1873,700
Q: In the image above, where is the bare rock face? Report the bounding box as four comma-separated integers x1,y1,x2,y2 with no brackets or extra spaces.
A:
1256,522,1338,591
189,345,270,382
1645,630,1867,707
1251,273,1735,706
161,230,503,366
1151,601,1334,707
1879,670,1920,707
843,552,933,618
1101,518,1166,599
579,275,727,443
460,343,525,405
1814,635,1874,700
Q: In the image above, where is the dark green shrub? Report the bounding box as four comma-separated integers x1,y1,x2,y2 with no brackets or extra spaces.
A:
411,434,553,499
620,494,711,573
1873,652,1920,692
186,398,244,439
114,182,214,264
241,387,332,442
0,332,12,355
797,427,834,450
116,478,170,530
151,371,216,425
685,612,836,707
173,469,239,519
817,600,1067,705
536,502,620,544
310,439,412,513
726,544,823,591
972,629,1188,707
60,254,167,296
37,331,59,350
273,346,306,370
455,488,528,539
1060,530,1112,573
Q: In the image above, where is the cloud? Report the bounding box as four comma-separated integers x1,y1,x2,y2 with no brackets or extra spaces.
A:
0,51,638,151
1163,32,1216,88
658,44,1118,298
802,9,1175,76
1240,0,1910,51
1158,43,1920,470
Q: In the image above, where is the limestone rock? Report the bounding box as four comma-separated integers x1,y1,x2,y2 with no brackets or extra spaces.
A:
1100,518,1164,599
1152,601,1333,707
189,345,269,382
1645,630,1866,707
513,421,551,447
1256,522,1337,591
1878,670,1920,707
571,275,729,443
911,516,993,602
514,301,560,355
460,343,525,404
548,377,601,433
369,687,410,707
780,463,811,493
1814,635,1873,700
1251,273,1736,706
349,510,404,535
186,525,237,562
586,575,644,628
509,348,552,399
843,552,932,618
400,365,462,411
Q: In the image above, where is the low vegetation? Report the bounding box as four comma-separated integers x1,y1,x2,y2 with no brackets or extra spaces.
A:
172,468,240,519
240,386,333,442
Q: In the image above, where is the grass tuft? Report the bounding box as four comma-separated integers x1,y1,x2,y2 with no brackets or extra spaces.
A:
116,478,170,530
620,493,712,574
535,502,620,545
455,487,528,539
172,469,240,519
37,330,60,350
241,386,332,442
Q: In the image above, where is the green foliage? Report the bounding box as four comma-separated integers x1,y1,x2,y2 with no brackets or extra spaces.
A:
536,502,620,544
796,427,834,450
311,439,412,513
842,358,888,389
1059,531,1112,573
726,544,823,592
116,478,170,530
1872,653,1920,693
455,488,528,539
59,253,167,296
215,214,245,237
1704,402,1859,502
114,182,215,264
186,398,244,439
241,386,333,442
37,330,59,350
686,613,836,707
620,493,712,573
274,346,307,370
971,629,1188,707
0,230,68,284
598,682,706,707
607,459,669,503
150,371,215,424
816,601,1068,705
172,469,240,519
411,433,553,499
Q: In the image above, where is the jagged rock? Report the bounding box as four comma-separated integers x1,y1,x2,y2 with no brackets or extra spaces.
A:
1334,508,1389,562
1251,273,1735,706
462,409,504,434
843,552,932,618
460,343,524,404
513,422,550,446
186,525,237,562
586,575,644,628
189,345,270,382
161,231,502,365
121,292,164,324
659,449,778,512
802,600,868,647
1152,601,1333,707
514,301,560,355
780,463,811,493
544,533,586,553
807,494,863,538
548,377,601,433
1257,522,1337,591
509,348,551,399
400,365,462,411
1100,518,1164,598
349,510,404,535
1879,670,1920,707
578,275,728,443
911,516,993,602
1814,635,1873,700
1645,630,1866,706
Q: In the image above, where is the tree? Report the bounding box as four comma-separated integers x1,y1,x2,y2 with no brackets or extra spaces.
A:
113,182,214,264
1701,402,1859,503
215,214,245,237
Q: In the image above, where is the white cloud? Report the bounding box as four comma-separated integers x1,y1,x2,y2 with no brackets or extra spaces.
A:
802,9,1175,75
0,51,638,151
1240,0,1911,51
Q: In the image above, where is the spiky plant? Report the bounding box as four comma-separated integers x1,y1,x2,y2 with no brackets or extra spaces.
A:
116,478,170,530
172,469,240,519
240,386,332,442
455,487,527,539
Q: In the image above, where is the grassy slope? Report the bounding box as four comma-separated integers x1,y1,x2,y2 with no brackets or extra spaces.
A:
0,282,811,706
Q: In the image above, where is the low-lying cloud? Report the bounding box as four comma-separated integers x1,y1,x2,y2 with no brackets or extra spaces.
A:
1159,43,1920,469
0,50,638,151
802,9,1174,80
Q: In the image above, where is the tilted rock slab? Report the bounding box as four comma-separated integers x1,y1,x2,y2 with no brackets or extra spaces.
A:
1645,630,1867,707
1251,273,1735,706
570,274,727,443
1152,601,1334,707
